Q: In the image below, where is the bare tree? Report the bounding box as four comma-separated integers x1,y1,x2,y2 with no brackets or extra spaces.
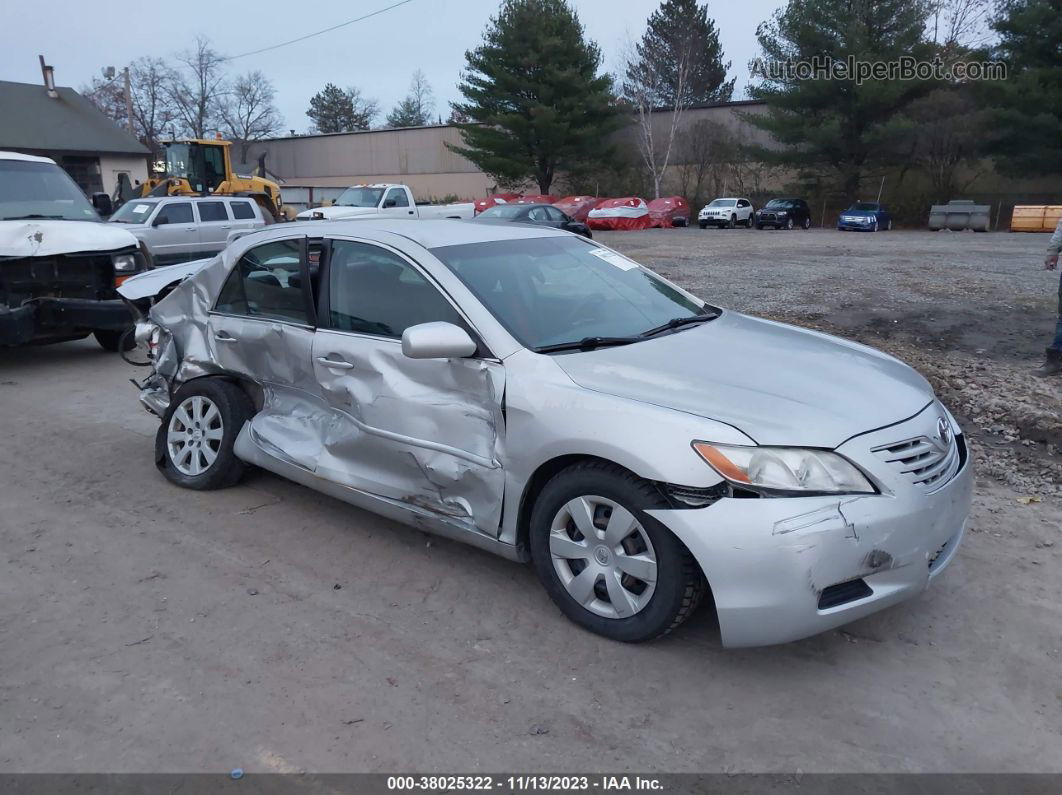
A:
168,37,227,138
928,0,996,54
386,69,435,127
906,88,985,199
622,36,694,198
82,57,176,157
128,57,177,156
221,71,284,161
675,119,737,208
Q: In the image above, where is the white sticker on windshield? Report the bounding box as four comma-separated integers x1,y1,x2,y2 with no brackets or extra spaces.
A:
132,204,150,214
588,247,639,271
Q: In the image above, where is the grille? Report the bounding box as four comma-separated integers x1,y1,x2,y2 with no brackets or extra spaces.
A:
0,254,116,303
872,429,961,492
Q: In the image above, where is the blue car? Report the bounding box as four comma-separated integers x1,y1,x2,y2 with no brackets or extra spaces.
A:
838,202,892,232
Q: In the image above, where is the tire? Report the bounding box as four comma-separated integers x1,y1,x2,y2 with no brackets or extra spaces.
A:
698,221,707,229
745,216,754,228
529,461,706,643
94,328,135,352
159,378,254,490
727,214,735,229
871,219,879,232
802,216,811,229
887,219,893,231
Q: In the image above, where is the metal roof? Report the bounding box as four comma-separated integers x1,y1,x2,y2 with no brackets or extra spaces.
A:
0,80,149,156
275,218,568,249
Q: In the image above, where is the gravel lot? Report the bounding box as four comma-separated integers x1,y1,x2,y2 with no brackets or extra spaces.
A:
1,228,1060,775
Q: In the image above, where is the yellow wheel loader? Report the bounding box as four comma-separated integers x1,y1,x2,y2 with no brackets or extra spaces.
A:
140,138,291,222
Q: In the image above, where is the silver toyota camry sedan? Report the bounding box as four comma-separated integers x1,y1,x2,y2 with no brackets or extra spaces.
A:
119,220,972,646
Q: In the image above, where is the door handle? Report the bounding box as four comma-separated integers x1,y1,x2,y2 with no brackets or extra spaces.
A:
408,210,414,215
214,332,238,343
220,225,230,229
186,228,196,232
315,356,354,369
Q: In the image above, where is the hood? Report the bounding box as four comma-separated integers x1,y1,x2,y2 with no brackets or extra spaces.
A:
117,257,215,301
295,205,377,221
551,311,933,448
0,220,138,258
843,209,877,217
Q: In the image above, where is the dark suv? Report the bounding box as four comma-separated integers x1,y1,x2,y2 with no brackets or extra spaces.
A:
755,198,812,230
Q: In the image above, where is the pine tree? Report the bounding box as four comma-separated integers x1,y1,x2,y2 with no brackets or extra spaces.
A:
981,0,1062,176
449,0,621,194
624,0,734,108
306,83,378,133
748,0,936,202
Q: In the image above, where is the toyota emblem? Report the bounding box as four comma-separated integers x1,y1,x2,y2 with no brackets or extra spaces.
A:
937,417,952,445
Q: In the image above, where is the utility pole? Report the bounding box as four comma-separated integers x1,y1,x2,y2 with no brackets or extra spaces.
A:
122,67,135,136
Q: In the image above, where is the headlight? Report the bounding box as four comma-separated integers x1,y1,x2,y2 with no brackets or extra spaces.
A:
112,253,137,272
692,442,875,495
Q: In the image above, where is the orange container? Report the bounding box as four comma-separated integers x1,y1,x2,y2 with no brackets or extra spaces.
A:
1010,205,1062,232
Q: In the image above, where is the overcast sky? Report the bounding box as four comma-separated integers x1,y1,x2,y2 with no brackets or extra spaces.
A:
1,0,786,133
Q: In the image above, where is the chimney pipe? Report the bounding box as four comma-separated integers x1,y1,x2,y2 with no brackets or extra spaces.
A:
38,55,57,98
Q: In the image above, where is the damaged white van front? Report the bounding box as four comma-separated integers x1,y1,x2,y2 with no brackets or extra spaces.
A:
0,151,150,350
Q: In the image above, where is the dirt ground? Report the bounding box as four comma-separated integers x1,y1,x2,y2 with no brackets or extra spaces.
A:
1,229,1060,774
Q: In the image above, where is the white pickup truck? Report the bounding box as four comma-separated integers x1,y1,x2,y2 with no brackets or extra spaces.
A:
295,184,474,221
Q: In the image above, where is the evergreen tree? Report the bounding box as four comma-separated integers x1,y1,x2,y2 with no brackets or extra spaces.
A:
981,0,1062,176
387,70,435,128
306,83,378,133
748,0,936,202
449,0,621,194
624,0,734,108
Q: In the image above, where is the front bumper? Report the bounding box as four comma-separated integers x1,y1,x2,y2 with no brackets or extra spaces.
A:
648,441,973,647
837,219,874,230
0,298,134,345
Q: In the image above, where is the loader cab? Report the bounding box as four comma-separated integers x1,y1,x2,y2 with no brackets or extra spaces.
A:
164,141,229,194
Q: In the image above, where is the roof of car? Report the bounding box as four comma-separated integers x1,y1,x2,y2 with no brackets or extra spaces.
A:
278,218,569,249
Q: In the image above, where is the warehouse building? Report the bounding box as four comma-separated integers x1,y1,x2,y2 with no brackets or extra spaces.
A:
246,100,770,203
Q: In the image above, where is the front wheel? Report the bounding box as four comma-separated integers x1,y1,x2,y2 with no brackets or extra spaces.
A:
530,462,706,642
727,215,735,229
871,219,879,232
159,378,254,490
698,221,708,229
785,218,794,230
94,328,135,352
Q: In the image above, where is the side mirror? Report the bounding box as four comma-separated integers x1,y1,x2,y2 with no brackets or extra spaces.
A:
401,321,477,360
152,215,168,227
383,198,397,208
92,193,113,216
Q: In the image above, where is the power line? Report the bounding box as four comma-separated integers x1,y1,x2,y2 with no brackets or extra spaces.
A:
223,0,418,61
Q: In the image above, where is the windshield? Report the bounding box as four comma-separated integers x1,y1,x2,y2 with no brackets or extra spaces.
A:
708,199,736,207
477,205,526,219
766,199,795,208
852,203,879,211
0,159,99,222
109,199,160,224
431,236,705,350
335,187,385,208
165,143,195,179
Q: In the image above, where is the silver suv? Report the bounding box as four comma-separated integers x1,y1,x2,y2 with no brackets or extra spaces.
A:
109,195,268,266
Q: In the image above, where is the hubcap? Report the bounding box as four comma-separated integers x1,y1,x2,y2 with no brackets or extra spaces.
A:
549,495,658,619
167,395,223,476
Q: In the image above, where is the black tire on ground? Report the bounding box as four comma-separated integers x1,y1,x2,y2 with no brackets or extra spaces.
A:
803,216,811,229
746,216,754,228
699,221,708,229
159,378,254,491
529,460,706,643
94,328,135,352
785,217,794,230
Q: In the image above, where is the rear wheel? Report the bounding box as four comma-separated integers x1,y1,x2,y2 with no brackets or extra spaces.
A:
802,216,811,229
160,379,253,490
530,461,705,642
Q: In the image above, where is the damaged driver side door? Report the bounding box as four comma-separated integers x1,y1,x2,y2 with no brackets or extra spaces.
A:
310,237,506,538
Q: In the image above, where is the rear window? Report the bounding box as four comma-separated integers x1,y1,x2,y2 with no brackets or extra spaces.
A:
230,201,256,220
197,201,228,222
